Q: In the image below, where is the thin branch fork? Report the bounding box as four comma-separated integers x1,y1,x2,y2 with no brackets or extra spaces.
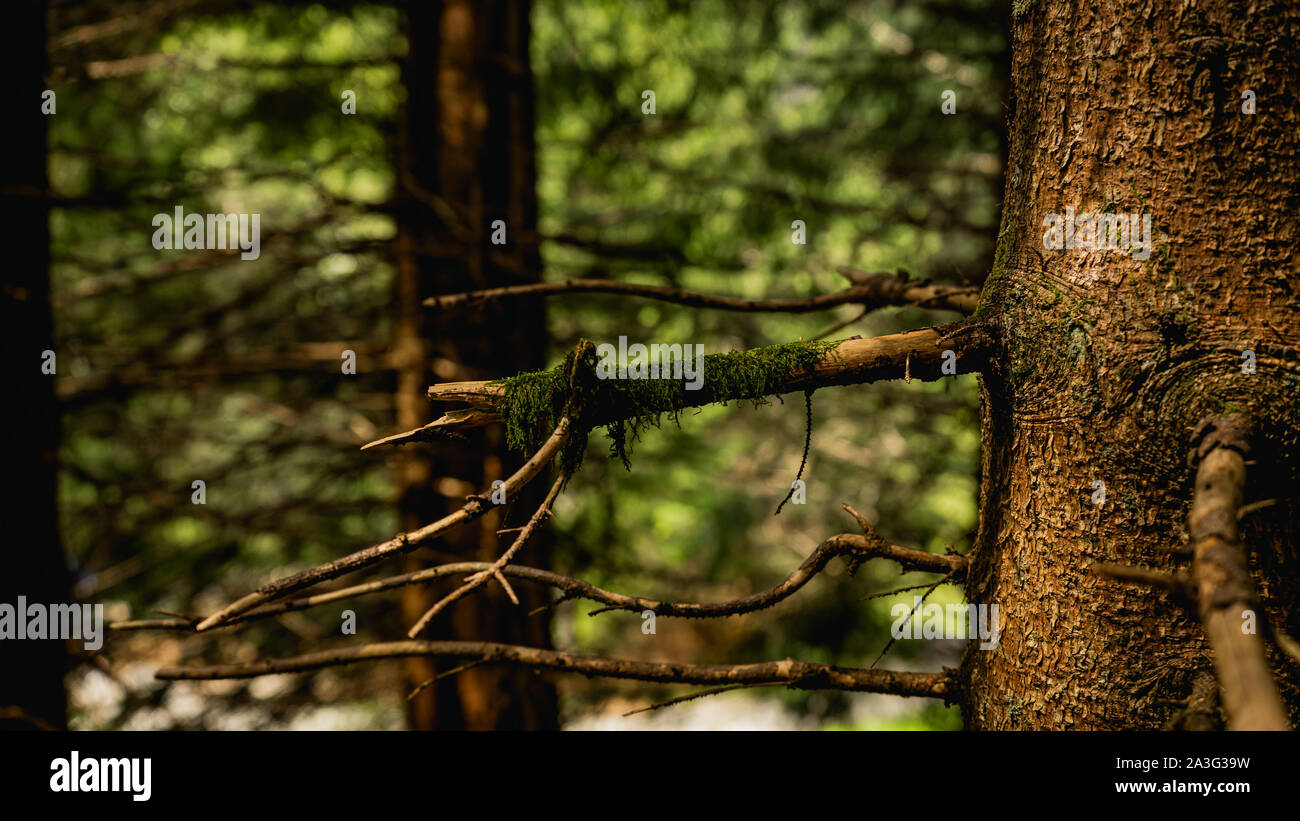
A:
154,640,954,699
390,321,994,444
623,682,778,716
1188,415,1289,731
118,524,964,634
359,408,487,450
407,470,567,636
580,532,964,618
530,527,962,620
192,417,574,632
116,563,576,634
422,269,979,315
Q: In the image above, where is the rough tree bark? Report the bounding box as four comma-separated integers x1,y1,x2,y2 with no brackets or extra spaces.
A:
962,0,1299,728
393,0,557,729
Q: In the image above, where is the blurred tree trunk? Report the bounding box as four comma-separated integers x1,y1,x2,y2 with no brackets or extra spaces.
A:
393,0,558,730
962,0,1299,728
0,0,69,732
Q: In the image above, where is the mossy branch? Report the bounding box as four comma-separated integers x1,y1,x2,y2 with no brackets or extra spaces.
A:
498,334,843,471
373,320,994,455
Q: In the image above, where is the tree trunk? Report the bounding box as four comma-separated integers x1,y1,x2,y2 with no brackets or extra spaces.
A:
0,0,69,732
395,0,558,730
963,0,1299,728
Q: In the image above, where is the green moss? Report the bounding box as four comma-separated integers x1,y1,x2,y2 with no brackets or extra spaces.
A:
1121,488,1139,515
1210,396,1245,416
1005,693,1023,721
493,337,839,473
976,227,1016,320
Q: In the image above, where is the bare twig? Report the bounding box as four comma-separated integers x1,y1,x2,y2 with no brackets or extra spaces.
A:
115,529,963,634
811,307,869,341
1188,415,1288,731
423,270,979,315
840,504,874,533
774,390,814,515
155,640,955,699
836,267,980,312
1236,498,1277,520
361,408,504,448
193,417,573,632
585,531,964,618
111,618,199,630
114,563,564,633
406,660,486,701
0,706,58,731
622,682,780,717
861,580,952,601
1091,561,1192,596
868,572,953,668
408,471,567,636
1272,625,1300,668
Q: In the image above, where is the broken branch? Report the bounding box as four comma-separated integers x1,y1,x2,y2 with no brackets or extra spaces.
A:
404,321,994,441
1091,561,1191,596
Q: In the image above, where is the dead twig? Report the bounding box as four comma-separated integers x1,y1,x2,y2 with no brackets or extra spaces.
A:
408,470,567,636
1187,415,1288,730
194,417,573,631
156,640,956,699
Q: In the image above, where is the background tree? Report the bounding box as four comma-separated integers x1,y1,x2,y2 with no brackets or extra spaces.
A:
48,0,559,730
394,0,557,730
